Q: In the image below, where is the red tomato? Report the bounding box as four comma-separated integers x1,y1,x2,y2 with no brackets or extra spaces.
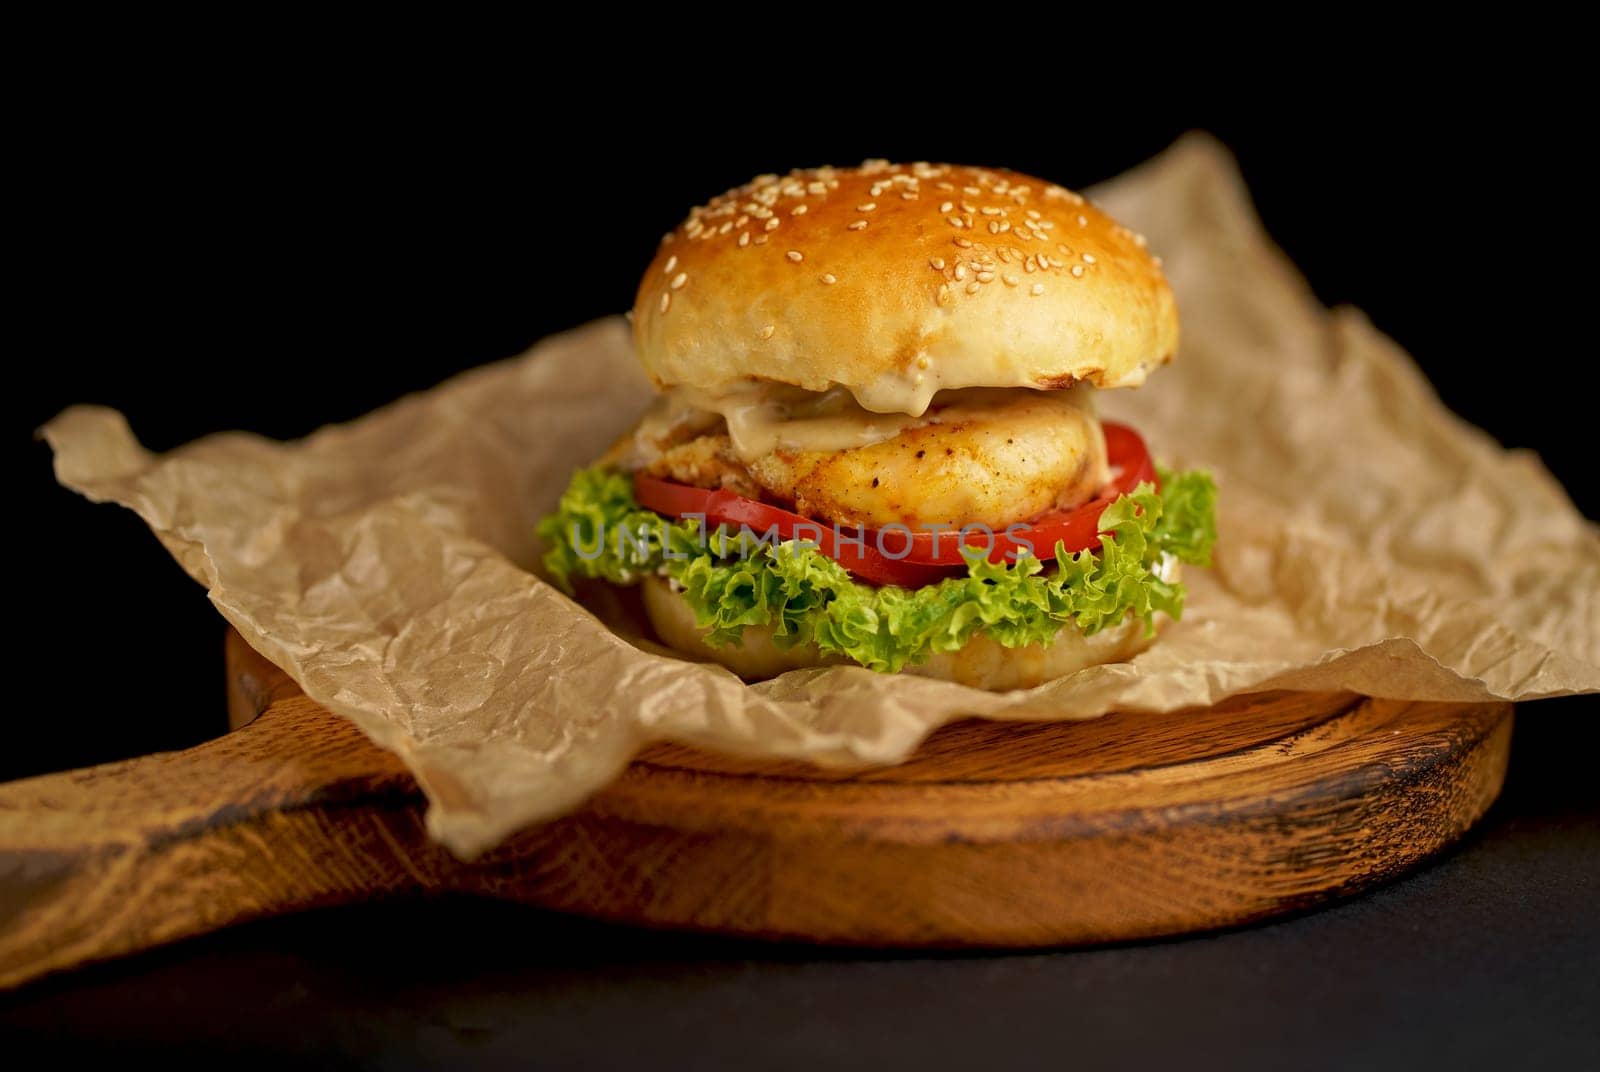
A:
634,420,1157,587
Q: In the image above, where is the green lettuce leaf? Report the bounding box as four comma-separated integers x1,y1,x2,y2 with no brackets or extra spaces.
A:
537,465,1217,673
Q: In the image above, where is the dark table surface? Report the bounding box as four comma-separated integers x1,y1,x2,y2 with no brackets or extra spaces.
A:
3,696,1596,1070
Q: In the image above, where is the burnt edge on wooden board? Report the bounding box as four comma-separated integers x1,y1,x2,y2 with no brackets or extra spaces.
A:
0,630,1512,987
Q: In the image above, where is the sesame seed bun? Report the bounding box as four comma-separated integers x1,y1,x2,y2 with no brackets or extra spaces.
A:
633,162,1177,413
641,571,1172,691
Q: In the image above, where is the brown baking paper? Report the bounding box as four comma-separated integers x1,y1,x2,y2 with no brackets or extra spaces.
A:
44,134,1600,857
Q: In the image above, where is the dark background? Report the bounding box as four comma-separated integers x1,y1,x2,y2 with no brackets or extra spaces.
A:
9,52,1598,1067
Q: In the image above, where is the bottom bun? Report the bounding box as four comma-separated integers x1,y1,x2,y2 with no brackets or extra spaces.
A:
641,572,1167,691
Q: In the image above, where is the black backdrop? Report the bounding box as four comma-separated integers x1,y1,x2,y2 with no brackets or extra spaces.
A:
17,76,1592,780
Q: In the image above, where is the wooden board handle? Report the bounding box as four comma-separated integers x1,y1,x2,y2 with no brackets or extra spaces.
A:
0,635,424,988
0,630,1514,988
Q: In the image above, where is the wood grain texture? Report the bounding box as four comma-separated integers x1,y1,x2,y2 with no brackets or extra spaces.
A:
0,629,1513,988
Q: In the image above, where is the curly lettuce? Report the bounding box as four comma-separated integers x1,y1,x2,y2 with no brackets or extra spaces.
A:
537,465,1216,673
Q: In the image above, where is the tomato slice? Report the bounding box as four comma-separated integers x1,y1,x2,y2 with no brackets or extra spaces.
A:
633,475,954,587
634,420,1157,587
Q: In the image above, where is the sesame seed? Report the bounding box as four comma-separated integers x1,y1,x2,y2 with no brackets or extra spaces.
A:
1038,254,1051,269
929,257,945,270
808,181,826,194
977,271,995,283
670,272,688,290
821,273,837,284
659,292,671,313
847,220,868,231
718,221,733,234
1077,215,1088,227
1081,253,1097,264
963,185,980,195
1030,283,1045,295
1153,255,1164,267
1024,256,1037,273
786,250,804,262
857,202,876,211
663,255,678,274
1133,232,1148,248
1003,273,1020,286
901,191,918,200
1071,264,1085,278
980,206,1002,216
953,237,973,248
765,218,781,232
954,264,967,281
939,200,954,213
792,204,808,215
965,281,981,294
738,231,750,247
760,324,775,339
937,282,952,305
1025,209,1041,220
755,235,769,245
946,216,964,228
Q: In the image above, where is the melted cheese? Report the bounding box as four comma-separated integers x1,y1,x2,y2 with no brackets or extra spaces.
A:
638,383,918,464
636,380,1097,467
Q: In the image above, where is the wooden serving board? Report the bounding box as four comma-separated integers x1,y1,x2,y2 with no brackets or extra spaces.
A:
0,629,1512,988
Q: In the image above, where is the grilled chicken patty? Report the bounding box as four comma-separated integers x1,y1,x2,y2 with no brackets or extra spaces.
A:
633,387,1109,531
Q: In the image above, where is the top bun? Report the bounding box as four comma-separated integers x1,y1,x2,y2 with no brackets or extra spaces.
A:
633,162,1177,415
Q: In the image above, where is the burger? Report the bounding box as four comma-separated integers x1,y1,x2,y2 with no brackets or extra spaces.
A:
539,162,1216,690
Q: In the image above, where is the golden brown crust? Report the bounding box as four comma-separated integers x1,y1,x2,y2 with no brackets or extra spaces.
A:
627,389,1108,531
633,162,1177,411
744,390,1107,530
639,434,763,499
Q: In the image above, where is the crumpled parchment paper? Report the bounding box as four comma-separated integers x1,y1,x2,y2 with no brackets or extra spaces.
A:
44,134,1600,858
